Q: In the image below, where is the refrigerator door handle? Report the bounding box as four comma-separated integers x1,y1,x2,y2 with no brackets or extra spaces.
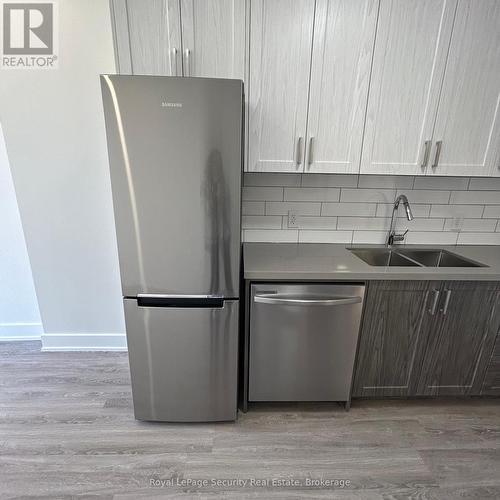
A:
136,294,224,308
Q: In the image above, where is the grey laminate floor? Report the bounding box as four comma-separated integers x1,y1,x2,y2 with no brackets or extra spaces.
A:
1,342,499,499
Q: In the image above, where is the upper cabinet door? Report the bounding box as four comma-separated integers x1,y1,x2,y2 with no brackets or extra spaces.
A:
360,0,457,175
428,1,500,177
180,0,246,79
305,0,378,174
247,0,315,172
111,0,182,76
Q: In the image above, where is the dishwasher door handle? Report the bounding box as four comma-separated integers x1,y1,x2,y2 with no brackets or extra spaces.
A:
253,294,362,306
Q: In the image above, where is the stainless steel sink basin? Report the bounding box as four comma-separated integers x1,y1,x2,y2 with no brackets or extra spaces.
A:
348,247,487,268
397,249,487,268
348,248,421,267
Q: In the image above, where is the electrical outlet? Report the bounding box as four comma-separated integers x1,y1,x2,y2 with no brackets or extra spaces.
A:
450,216,464,232
288,210,299,228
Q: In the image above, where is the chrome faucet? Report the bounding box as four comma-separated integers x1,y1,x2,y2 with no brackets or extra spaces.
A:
386,194,414,246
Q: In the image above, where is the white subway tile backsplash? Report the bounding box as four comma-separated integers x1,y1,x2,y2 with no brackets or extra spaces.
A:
266,201,321,216
468,178,500,191
302,174,358,188
406,219,445,231
397,189,450,204
376,203,431,218
338,217,390,231
430,204,484,218
450,191,500,205
241,173,500,245
413,176,469,191
483,206,500,218
243,186,283,201
358,175,413,189
284,187,340,202
242,201,265,215
340,188,396,203
244,173,301,187
351,231,387,244
292,216,338,230
242,215,282,229
322,202,376,217
299,230,352,243
405,232,458,245
444,218,497,232
457,233,500,245
243,229,298,243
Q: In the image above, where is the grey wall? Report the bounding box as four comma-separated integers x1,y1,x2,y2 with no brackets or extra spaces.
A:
0,0,125,349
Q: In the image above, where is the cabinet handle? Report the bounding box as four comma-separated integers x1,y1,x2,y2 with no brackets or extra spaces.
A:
184,48,191,77
172,47,178,76
428,289,440,315
432,141,442,168
307,137,314,168
421,140,431,168
441,289,452,315
296,137,304,166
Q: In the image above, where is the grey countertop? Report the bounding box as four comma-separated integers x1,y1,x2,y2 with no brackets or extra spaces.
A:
243,243,500,281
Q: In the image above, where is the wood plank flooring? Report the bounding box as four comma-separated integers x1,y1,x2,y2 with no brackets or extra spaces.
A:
1,341,499,499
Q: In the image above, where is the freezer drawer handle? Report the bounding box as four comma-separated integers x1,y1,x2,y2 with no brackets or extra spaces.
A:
137,294,224,308
254,294,362,307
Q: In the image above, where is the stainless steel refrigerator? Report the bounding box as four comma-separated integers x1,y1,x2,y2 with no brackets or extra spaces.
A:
100,75,243,422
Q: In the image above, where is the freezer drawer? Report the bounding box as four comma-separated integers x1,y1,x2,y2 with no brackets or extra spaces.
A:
249,283,365,402
124,298,238,422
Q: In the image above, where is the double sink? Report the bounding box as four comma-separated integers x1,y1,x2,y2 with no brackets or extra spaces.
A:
349,248,487,268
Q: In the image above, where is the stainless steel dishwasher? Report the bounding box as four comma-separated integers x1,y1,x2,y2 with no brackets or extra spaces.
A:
248,283,365,406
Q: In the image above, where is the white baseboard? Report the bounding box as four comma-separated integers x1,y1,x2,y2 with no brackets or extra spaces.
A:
41,333,127,351
0,322,43,341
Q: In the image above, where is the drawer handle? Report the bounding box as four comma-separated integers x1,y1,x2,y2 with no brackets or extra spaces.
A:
254,294,362,306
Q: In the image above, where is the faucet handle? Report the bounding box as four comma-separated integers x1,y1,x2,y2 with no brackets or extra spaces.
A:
392,229,409,243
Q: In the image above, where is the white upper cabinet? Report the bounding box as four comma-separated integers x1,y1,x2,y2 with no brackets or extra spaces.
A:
305,0,378,173
247,0,316,172
360,0,457,175
111,0,182,75
110,0,245,79
428,0,500,177
179,0,246,79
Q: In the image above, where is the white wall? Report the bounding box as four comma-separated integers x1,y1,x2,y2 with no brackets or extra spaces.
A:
0,0,125,350
0,124,42,340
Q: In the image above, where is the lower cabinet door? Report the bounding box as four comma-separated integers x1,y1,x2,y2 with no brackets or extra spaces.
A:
352,281,438,398
415,282,500,396
482,331,500,396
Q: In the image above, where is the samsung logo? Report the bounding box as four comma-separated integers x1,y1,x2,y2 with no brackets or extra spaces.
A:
161,101,183,108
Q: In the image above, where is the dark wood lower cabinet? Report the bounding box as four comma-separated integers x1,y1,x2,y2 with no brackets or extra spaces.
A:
415,281,500,396
352,281,439,397
352,280,500,399
482,331,500,396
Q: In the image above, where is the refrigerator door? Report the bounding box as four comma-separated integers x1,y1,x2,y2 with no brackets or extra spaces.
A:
123,297,238,422
101,76,243,297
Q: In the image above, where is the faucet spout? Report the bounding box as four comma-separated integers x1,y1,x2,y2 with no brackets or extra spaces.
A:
386,194,414,246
